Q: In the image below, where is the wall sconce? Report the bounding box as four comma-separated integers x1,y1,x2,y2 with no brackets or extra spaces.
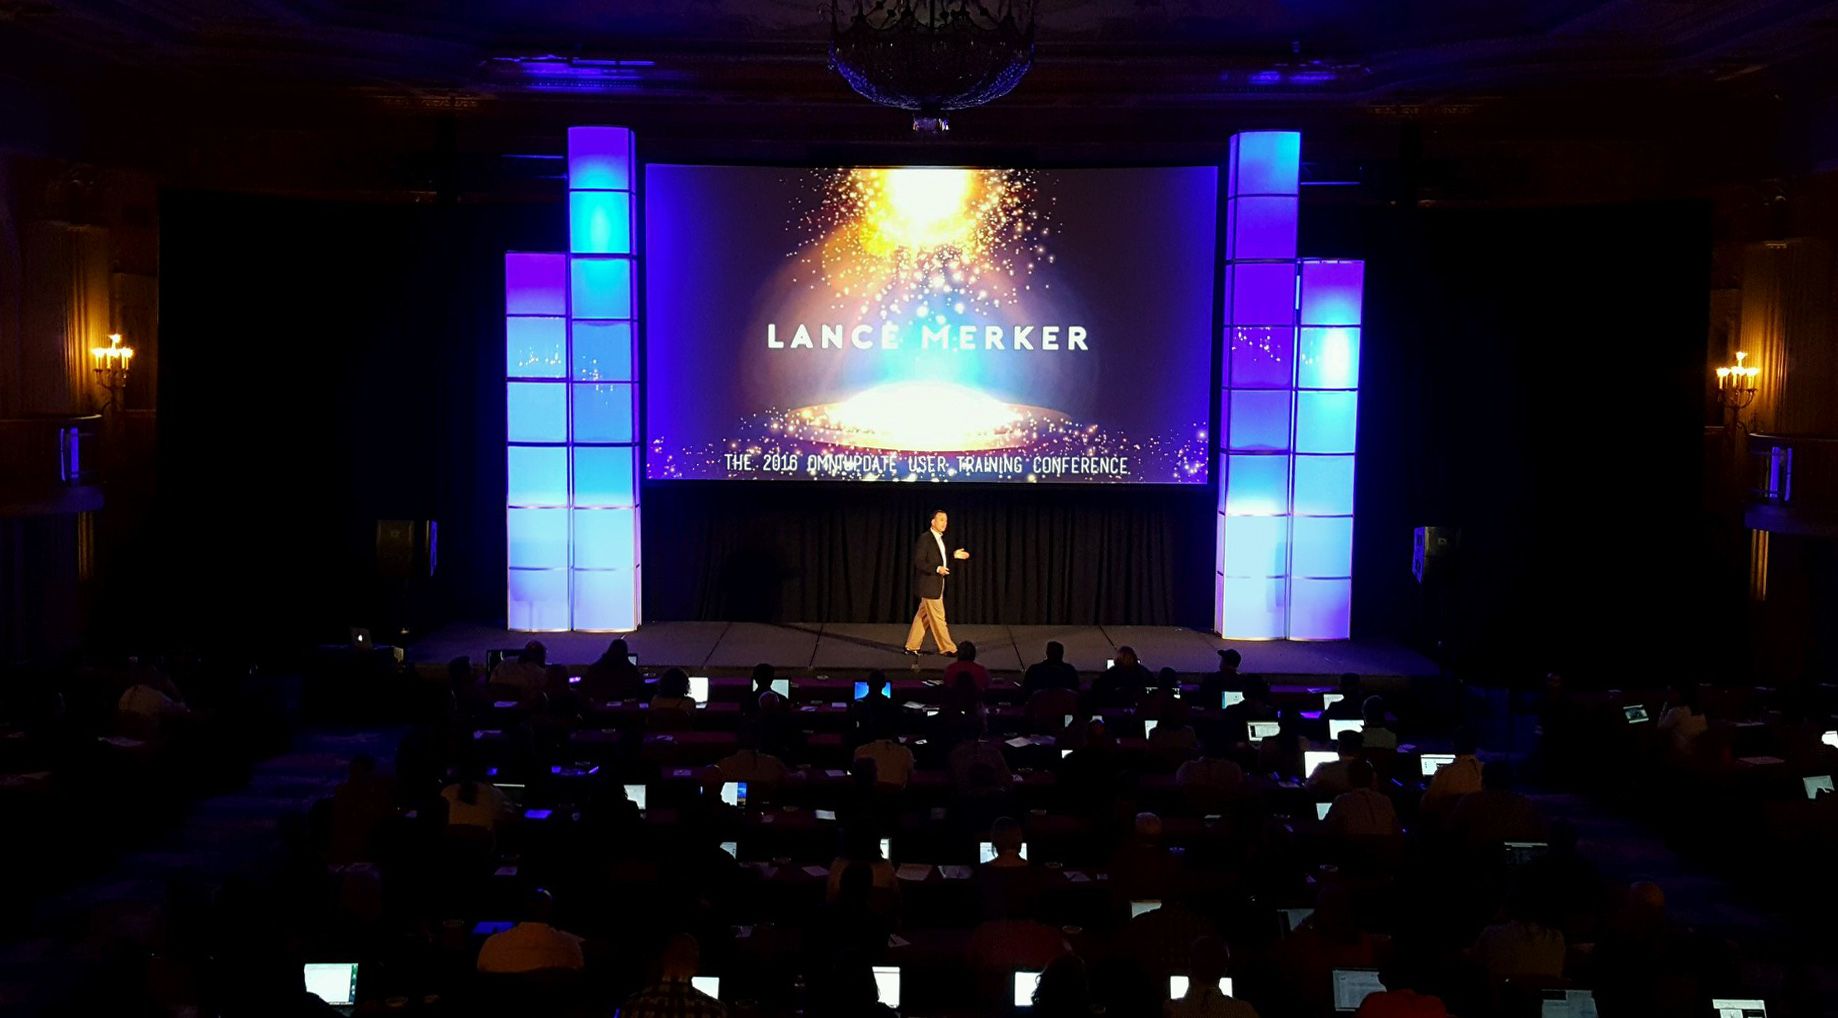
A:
1715,350,1759,420
91,332,134,408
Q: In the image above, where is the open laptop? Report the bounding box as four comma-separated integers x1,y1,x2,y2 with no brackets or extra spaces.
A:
1222,690,1245,708
1129,899,1160,919
980,840,1028,864
718,841,738,859
1322,692,1345,709
1332,968,1386,1012
691,976,720,999
1822,729,1838,749
1247,720,1281,743
872,965,901,1008
770,678,791,698
1419,753,1456,777
1014,970,1041,1007
1278,907,1314,934
1328,719,1365,739
1143,719,1159,737
623,783,647,811
1304,750,1340,778
1623,704,1650,724
1711,999,1768,1018
880,837,892,860
1804,775,1834,799
1541,988,1600,1018
1315,802,1332,821
303,962,357,1014
853,681,871,700
687,676,709,706
1169,975,1234,999
496,783,527,809
720,781,747,808
1504,841,1551,866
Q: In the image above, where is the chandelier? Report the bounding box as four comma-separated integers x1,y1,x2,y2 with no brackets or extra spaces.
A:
829,0,1038,133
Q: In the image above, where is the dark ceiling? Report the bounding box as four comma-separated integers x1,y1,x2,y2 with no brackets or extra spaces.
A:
1,0,1834,200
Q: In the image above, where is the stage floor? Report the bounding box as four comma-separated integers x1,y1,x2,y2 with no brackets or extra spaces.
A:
410,621,1439,679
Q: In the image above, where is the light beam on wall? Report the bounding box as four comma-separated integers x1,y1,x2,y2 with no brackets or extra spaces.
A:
1215,131,1362,640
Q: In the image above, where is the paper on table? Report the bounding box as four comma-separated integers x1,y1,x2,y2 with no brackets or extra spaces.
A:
896,863,932,881
1005,736,1032,749
803,864,830,878
938,865,973,880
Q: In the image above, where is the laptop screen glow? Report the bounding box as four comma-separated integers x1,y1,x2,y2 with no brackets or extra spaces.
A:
1130,899,1160,919
1316,802,1332,821
304,963,357,1007
691,976,720,999
1304,750,1340,777
1222,690,1245,708
770,679,790,698
719,841,737,859
1541,988,1600,1018
1332,968,1385,1011
880,837,892,860
720,781,746,807
1248,721,1281,743
623,783,647,810
1143,719,1159,737
1014,970,1041,1007
980,841,1027,864
1328,719,1365,739
687,676,709,704
853,681,870,700
1822,730,1838,749
1804,775,1834,800
1279,907,1314,933
1420,753,1456,776
1169,975,1233,999
872,966,901,1008
1322,692,1345,709
1623,704,1649,723
1711,999,1767,1018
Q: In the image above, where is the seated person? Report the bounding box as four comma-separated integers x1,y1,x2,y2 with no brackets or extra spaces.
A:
441,771,512,832
1307,731,1366,796
579,637,643,701
1273,886,1384,1015
648,668,697,720
1471,886,1567,982
1147,701,1201,766
1257,709,1314,779
851,726,915,790
1197,648,1244,702
1324,673,1365,719
978,816,1044,919
1168,935,1260,1018
1354,951,1450,1018
826,827,899,907
476,888,585,974
1176,740,1247,803
1359,695,1399,750
1656,684,1709,756
1421,730,1483,816
620,934,727,1018
714,724,790,791
848,670,902,740
942,642,992,693
1023,641,1081,696
489,640,549,693
1448,760,1548,847
947,716,1014,795
1324,759,1400,838
1110,811,1179,900
1221,676,1279,726
744,662,789,718
1089,646,1155,708
983,815,1030,869
116,674,192,736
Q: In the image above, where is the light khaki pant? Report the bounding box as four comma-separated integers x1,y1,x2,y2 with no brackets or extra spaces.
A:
905,596,955,654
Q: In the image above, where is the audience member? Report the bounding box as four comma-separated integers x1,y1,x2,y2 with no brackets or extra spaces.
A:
1359,696,1399,750
1167,935,1259,1018
852,728,916,791
619,934,727,1018
476,888,585,974
1307,731,1365,795
580,638,643,701
1031,953,1098,1018
942,641,992,693
649,668,698,721
1023,641,1081,696
1324,674,1365,719
1089,646,1154,708
489,641,548,693
1448,760,1548,847
1325,759,1400,838
1421,730,1483,816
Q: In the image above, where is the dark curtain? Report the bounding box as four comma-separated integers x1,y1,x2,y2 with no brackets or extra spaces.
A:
642,482,1216,626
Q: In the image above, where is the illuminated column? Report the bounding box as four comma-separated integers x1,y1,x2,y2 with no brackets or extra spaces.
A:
566,127,641,632
1215,132,1362,640
503,126,640,632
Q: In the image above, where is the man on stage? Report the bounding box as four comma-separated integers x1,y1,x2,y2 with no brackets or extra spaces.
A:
906,509,970,656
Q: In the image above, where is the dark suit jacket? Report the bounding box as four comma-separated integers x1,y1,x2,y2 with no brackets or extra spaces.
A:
914,530,949,600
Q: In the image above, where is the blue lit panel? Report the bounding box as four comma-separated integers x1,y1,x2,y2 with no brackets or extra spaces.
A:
567,126,634,191
1297,327,1359,389
572,568,638,632
1300,260,1364,327
1226,196,1299,260
1222,577,1287,640
1223,515,1290,577
1225,454,1289,516
570,257,633,320
505,253,567,315
1227,390,1293,451
507,381,567,443
1293,455,1355,516
572,320,634,381
1290,516,1353,577
507,508,569,569
1227,132,1300,197
1289,578,1352,640
573,446,636,508
1229,326,1293,388
507,317,566,378
573,383,635,443
508,445,569,507
570,191,633,255
1296,391,1358,454
573,507,638,570
1228,262,1298,326
508,568,570,632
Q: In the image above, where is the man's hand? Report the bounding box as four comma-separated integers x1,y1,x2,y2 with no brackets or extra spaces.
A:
953,548,970,561
936,566,950,576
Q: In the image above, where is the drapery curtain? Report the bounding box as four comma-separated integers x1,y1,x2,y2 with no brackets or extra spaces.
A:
1739,238,1836,435
640,481,1215,627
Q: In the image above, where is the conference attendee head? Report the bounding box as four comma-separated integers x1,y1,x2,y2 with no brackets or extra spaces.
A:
658,668,690,699
866,669,889,696
523,887,557,924
1453,729,1479,757
603,638,630,664
1032,954,1092,1013
751,662,776,691
930,509,948,534
1045,641,1065,662
1188,935,1230,990
1134,811,1164,842
1158,667,1180,691
957,642,977,663
1336,730,1365,758
1117,646,1139,668
658,933,702,981
1338,672,1360,697
1362,695,1387,723
1347,758,1377,790
1629,880,1666,915
1482,759,1516,791
521,640,547,666
1218,648,1242,671
447,656,472,688
991,816,1025,858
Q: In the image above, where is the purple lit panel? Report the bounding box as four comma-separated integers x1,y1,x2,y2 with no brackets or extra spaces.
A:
1226,196,1299,261
1227,262,1298,326
1299,260,1365,327
570,257,633,320
1226,390,1293,451
505,253,567,315
567,126,634,191
1289,578,1352,640
1227,132,1301,197
1229,326,1293,388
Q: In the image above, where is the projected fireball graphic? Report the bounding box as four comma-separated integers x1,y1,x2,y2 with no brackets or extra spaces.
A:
794,381,1069,452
